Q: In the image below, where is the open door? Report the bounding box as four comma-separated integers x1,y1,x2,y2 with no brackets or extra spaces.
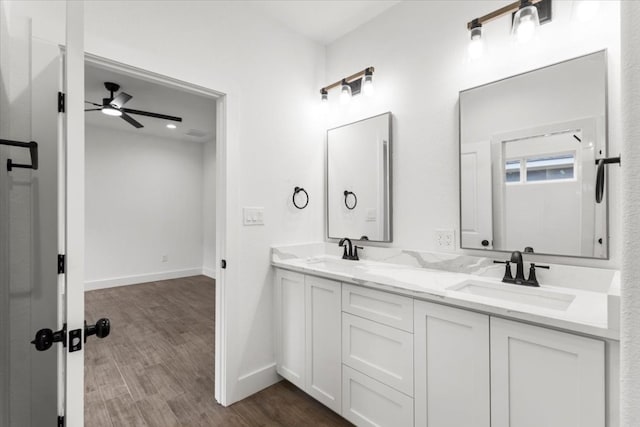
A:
461,141,493,250
0,2,88,426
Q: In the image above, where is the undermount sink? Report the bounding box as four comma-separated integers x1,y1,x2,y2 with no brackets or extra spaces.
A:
448,280,575,311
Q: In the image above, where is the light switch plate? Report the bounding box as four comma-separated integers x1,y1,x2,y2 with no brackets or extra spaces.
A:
435,229,456,252
243,207,264,226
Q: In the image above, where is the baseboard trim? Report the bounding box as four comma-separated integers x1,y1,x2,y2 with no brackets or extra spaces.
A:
85,268,204,291
202,267,217,279
232,363,279,404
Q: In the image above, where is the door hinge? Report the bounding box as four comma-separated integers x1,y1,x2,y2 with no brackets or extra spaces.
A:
58,92,65,113
221,259,227,269
58,254,65,274
58,415,64,427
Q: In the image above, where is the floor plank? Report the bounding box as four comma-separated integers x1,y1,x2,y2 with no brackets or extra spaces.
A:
85,276,352,426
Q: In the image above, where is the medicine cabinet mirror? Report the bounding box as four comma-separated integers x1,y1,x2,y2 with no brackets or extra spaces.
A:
327,112,392,242
459,51,608,258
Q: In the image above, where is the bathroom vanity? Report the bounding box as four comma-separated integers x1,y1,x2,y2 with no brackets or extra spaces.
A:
272,244,619,427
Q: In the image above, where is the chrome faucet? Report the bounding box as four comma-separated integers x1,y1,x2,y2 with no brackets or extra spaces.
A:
339,238,363,261
493,250,550,287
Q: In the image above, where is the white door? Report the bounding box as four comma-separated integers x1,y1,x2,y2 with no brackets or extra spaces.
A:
305,276,341,413
490,318,605,427
0,3,86,426
461,141,493,249
274,269,306,389
414,301,490,427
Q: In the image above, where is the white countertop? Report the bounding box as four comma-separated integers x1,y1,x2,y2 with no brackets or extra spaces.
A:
273,254,618,340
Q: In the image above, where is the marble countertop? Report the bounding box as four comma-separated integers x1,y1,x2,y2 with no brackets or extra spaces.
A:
272,251,618,340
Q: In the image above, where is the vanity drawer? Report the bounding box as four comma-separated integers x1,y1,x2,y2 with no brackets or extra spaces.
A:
342,312,414,396
342,283,414,332
342,365,413,427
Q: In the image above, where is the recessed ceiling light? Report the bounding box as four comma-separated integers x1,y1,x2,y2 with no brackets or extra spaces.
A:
166,124,177,129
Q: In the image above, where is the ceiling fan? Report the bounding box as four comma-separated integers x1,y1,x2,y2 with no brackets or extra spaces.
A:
85,82,183,129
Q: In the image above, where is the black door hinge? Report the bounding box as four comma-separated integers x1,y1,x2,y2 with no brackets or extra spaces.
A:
58,415,64,427
221,259,227,269
58,92,65,113
58,254,65,274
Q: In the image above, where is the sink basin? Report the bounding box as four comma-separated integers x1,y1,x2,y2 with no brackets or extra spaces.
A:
448,280,575,311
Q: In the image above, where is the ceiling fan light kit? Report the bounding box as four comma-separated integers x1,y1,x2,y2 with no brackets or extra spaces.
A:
85,81,183,129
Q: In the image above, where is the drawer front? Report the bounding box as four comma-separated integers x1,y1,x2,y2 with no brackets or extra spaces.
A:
342,283,414,332
342,313,414,396
342,365,414,427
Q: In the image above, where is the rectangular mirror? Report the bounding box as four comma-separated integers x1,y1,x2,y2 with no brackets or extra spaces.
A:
459,51,608,258
327,112,392,242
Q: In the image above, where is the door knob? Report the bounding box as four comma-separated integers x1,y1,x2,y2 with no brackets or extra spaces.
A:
31,325,66,351
481,239,490,247
85,318,110,342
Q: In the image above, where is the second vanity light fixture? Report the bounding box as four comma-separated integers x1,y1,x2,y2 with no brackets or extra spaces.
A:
321,66,375,105
467,0,552,59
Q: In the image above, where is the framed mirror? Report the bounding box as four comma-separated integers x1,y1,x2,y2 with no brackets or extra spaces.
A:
459,51,608,259
327,112,392,242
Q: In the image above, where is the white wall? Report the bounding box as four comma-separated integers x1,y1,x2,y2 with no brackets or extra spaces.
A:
85,124,207,289
7,0,326,404
202,139,216,278
620,2,640,426
325,0,621,269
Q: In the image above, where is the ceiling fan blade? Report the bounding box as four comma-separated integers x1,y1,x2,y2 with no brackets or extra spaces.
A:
84,108,103,112
85,100,102,107
120,112,144,129
110,92,132,109
122,108,183,122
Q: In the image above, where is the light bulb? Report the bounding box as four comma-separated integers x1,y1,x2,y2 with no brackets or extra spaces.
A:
468,24,484,60
574,0,600,23
166,123,177,129
340,80,352,104
362,70,374,96
102,106,122,117
512,3,540,44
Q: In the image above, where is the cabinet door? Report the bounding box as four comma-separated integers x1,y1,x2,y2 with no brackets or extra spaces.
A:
305,276,341,413
491,318,605,427
274,269,306,389
342,365,414,427
414,301,490,427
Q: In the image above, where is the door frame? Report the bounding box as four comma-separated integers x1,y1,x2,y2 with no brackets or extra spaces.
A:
79,52,229,404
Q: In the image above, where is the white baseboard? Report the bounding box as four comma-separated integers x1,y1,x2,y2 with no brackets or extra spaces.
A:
231,363,279,404
85,268,204,291
202,266,217,279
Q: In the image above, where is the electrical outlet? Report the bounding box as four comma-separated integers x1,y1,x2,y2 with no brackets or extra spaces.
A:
435,229,456,252
162,255,168,263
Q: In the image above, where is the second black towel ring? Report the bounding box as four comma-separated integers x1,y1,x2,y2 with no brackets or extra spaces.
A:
293,187,309,209
344,190,357,210
595,156,621,204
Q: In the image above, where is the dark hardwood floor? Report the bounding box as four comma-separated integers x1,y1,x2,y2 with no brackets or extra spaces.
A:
85,275,351,426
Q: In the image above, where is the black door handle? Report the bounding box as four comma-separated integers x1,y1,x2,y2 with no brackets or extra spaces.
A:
85,318,111,343
481,240,490,247
31,325,66,351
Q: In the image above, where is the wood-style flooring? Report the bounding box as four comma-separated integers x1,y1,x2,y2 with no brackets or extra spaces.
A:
85,275,351,426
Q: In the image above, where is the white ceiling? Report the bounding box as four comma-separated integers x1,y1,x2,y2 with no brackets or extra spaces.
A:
250,0,401,45
85,64,216,144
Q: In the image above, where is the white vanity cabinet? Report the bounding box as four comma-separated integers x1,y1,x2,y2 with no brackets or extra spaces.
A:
274,270,342,413
414,301,490,427
490,317,605,427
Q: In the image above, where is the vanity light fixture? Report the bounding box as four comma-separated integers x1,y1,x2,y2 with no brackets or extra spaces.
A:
468,19,484,59
319,66,375,105
340,79,352,104
467,0,551,54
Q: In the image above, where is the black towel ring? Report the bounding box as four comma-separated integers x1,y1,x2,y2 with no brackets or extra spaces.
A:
293,187,309,209
595,156,621,204
344,190,357,210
